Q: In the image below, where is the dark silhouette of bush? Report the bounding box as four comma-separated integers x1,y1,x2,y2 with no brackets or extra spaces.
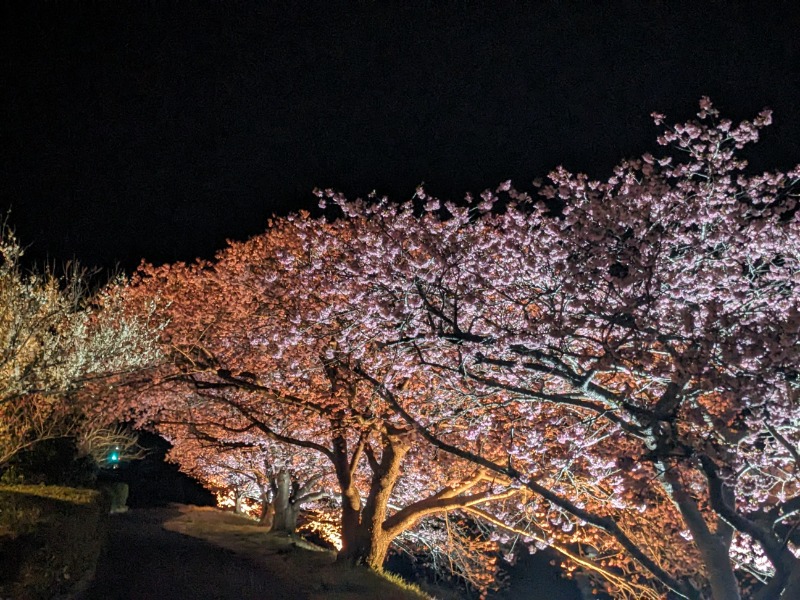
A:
0,485,109,598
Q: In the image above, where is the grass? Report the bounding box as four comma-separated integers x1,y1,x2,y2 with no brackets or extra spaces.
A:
0,485,108,599
161,505,433,600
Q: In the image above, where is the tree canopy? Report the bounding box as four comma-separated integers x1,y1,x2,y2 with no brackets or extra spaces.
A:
0,226,161,469
113,100,800,599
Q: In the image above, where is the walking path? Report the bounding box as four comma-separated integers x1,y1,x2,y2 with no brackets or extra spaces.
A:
81,507,281,600
80,506,428,600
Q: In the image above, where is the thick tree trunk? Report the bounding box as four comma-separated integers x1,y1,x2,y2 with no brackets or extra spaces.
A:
338,525,393,569
780,566,800,599
258,498,274,528
338,480,369,562
331,429,366,561
364,533,392,570
661,465,741,600
339,500,362,557
272,504,300,532
336,428,409,569
233,491,244,515
697,535,741,600
270,469,301,532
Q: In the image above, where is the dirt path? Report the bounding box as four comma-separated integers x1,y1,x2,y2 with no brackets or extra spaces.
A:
80,506,428,600
80,507,288,600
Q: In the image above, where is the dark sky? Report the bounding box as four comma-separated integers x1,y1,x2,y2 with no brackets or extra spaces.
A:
2,1,799,272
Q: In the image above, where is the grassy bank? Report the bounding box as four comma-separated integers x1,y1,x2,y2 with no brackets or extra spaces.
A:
0,485,108,599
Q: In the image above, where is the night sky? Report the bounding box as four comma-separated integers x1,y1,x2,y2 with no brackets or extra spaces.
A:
2,1,799,272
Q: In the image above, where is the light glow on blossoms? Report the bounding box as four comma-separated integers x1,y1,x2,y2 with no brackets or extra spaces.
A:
114,99,800,600
215,491,259,518
298,510,343,551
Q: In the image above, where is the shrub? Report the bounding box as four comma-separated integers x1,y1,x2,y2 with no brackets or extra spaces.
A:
0,485,109,599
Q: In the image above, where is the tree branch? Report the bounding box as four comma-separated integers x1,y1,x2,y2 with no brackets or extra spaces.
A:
384,487,519,539
353,365,698,600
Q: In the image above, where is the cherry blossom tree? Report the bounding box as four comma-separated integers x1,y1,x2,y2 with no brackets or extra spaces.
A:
298,99,800,599
119,223,521,572
163,425,329,531
116,99,799,599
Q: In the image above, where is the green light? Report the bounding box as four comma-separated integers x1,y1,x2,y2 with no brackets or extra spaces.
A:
109,452,119,462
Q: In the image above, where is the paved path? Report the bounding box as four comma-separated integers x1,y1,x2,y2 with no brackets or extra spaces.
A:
81,508,280,600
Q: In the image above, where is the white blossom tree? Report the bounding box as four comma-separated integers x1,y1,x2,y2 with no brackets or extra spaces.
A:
0,225,162,468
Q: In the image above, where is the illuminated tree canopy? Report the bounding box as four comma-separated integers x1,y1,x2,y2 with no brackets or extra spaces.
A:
114,100,799,599
119,216,521,587
0,226,161,468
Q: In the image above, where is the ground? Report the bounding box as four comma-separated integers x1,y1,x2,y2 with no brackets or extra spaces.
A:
81,505,429,600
